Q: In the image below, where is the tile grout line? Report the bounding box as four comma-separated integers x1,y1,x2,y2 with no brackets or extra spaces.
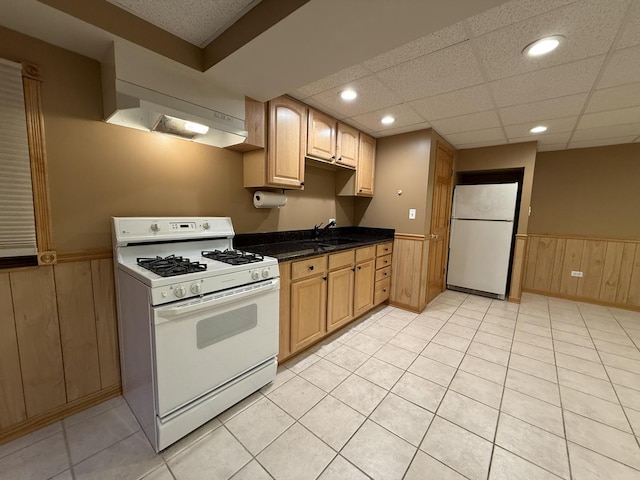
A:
60,420,76,480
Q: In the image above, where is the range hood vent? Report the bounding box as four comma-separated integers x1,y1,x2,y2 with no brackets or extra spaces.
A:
101,41,247,148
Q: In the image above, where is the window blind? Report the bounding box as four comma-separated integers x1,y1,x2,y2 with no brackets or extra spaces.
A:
0,58,37,257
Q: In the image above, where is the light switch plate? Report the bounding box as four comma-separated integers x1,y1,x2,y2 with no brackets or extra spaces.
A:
409,209,416,219
571,271,583,277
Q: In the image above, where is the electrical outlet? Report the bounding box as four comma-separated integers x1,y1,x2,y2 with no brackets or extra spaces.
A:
409,209,416,220
329,218,336,226
571,271,583,277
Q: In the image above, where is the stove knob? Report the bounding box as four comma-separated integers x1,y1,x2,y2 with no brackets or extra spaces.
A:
203,222,210,230
251,271,260,281
190,283,202,294
262,269,270,278
151,222,160,232
175,286,187,298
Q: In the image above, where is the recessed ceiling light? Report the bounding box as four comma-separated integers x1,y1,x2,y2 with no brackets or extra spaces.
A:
524,36,563,57
530,125,548,133
381,115,395,125
339,89,357,101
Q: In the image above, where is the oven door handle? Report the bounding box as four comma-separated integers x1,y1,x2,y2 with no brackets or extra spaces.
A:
156,278,279,320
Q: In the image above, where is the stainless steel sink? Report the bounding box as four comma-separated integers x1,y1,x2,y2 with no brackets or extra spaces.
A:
300,238,357,248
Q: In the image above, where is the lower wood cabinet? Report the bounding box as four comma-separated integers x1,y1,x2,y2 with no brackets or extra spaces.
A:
280,242,393,362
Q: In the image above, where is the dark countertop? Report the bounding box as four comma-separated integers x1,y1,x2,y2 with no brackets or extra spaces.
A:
234,226,395,262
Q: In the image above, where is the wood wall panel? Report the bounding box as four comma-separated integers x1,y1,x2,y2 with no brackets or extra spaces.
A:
0,273,26,428
599,243,625,303
390,237,424,311
576,241,606,299
10,267,66,417
523,234,640,310
616,244,637,305
559,239,584,296
55,262,101,401
91,259,120,388
508,235,528,303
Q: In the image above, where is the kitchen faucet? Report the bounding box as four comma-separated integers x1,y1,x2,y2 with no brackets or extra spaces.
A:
313,220,336,238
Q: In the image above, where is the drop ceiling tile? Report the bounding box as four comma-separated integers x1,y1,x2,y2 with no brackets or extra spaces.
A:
597,45,640,89
409,85,494,121
537,143,569,152
303,97,348,121
617,1,640,49
509,131,572,145
572,122,640,140
585,82,640,113
504,116,578,138
295,64,372,98
498,94,588,125
364,22,468,72
578,106,640,129
430,110,501,135
350,104,425,132
489,56,604,107
446,127,507,145
569,135,638,149
377,122,432,137
466,0,577,37
309,76,403,118
375,42,484,101
473,0,628,81
106,0,259,46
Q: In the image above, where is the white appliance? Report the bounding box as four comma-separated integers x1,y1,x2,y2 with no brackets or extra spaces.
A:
112,217,279,452
446,183,518,299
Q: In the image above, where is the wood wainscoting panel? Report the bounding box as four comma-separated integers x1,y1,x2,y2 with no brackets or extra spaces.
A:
0,273,26,428
508,235,528,303
91,259,120,389
10,267,66,417
523,234,640,310
390,235,426,311
54,262,101,401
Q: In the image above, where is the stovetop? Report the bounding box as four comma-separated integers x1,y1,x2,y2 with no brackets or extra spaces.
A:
137,255,207,277
202,250,264,265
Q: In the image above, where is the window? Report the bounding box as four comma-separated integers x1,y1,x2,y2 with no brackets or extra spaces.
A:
0,58,54,269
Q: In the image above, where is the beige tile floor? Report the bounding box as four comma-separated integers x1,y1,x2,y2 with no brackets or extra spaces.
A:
2,291,640,479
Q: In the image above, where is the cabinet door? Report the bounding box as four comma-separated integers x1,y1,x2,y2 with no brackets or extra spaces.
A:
268,96,307,188
307,108,336,162
356,133,375,196
327,266,354,332
336,122,359,168
353,259,375,317
290,275,326,352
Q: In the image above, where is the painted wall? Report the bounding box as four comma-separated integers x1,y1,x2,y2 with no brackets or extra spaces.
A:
456,142,537,234
529,143,640,239
0,26,352,253
355,130,431,235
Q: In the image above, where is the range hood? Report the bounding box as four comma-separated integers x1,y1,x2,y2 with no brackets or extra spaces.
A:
101,40,247,148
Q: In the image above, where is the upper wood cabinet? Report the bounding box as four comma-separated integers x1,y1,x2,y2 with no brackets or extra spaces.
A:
356,133,376,196
307,108,336,162
243,95,307,189
336,122,359,168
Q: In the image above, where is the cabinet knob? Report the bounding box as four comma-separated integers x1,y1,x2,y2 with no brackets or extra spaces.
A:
300,182,305,186
384,260,388,264
357,266,362,270
309,265,314,271
331,155,335,160
338,157,342,162
358,189,363,192
383,289,387,293
384,272,388,276
351,268,355,272
323,276,327,281
384,248,389,251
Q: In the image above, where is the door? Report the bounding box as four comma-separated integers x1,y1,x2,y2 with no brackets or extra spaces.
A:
427,143,454,303
268,96,307,188
153,279,279,416
354,260,375,317
290,274,327,352
327,266,354,332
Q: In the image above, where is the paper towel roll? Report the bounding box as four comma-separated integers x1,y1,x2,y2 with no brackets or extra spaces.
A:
253,191,287,208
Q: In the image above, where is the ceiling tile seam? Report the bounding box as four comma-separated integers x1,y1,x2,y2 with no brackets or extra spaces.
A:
565,0,639,147
461,20,509,146
367,71,430,125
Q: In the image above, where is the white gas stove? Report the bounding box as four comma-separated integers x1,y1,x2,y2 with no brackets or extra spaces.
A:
112,217,279,452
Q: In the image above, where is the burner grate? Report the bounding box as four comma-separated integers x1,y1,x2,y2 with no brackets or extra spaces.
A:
202,249,264,265
137,255,207,277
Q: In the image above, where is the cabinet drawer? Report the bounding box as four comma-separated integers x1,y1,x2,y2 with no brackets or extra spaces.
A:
374,277,391,304
375,266,391,282
328,249,354,270
376,242,393,257
291,255,327,280
376,254,392,270
355,246,375,263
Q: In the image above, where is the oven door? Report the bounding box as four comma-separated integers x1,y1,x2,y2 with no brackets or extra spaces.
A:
152,278,279,417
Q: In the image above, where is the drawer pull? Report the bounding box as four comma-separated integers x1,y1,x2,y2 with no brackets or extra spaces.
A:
384,248,389,251
384,272,388,276
309,265,314,271
384,260,388,264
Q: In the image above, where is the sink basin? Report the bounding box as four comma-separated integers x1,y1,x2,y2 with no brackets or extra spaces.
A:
300,238,357,248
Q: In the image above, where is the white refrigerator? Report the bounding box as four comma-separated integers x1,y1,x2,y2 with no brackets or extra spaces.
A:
446,183,518,299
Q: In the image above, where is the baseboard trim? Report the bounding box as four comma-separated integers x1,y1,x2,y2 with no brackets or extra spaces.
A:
522,288,640,312
0,384,121,446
